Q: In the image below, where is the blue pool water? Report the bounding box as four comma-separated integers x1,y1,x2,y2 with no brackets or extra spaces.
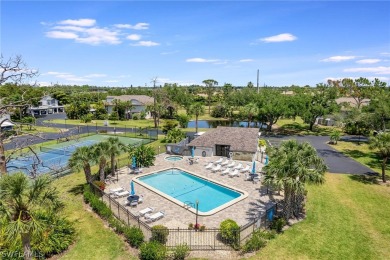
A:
165,156,183,162
138,169,242,213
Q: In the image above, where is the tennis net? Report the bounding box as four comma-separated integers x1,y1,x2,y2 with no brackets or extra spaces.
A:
40,146,74,156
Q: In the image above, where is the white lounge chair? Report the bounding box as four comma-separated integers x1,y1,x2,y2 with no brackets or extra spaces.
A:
212,164,222,172
244,173,252,181
146,211,165,223
221,159,230,166
229,169,239,178
109,187,124,194
227,161,235,168
234,163,243,170
205,163,213,169
240,165,251,173
138,195,144,203
114,190,129,198
221,168,230,175
139,207,154,217
214,158,223,164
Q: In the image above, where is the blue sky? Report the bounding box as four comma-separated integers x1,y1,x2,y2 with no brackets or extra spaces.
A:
2,1,389,87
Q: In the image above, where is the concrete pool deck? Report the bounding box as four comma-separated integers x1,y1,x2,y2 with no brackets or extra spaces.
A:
106,155,280,229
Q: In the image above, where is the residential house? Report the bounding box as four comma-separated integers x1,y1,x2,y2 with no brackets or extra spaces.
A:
29,95,64,116
105,95,154,119
0,114,15,131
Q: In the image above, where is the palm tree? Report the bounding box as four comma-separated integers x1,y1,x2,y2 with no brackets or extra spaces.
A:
263,140,327,221
93,142,110,182
106,137,126,176
189,103,205,133
202,79,218,114
369,132,390,183
68,146,94,183
330,129,341,145
0,173,63,260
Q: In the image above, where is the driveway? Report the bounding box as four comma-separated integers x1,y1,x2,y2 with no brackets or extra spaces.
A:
265,135,376,175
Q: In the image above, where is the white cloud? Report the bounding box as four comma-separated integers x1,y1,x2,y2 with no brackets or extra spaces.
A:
380,52,390,56
260,33,297,43
58,19,96,27
356,59,381,64
186,58,219,63
114,23,149,30
367,76,389,81
85,74,107,78
239,59,254,62
321,56,356,62
45,31,78,39
105,80,119,83
127,34,142,41
52,25,86,32
344,66,390,74
131,41,160,47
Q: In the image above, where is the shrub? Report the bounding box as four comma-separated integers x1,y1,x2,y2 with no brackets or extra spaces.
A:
93,180,105,191
211,105,229,118
171,244,190,260
80,113,93,123
83,184,94,203
162,120,178,134
270,217,287,233
188,223,193,230
108,217,125,234
258,139,267,147
132,114,139,120
220,219,240,248
140,111,146,120
83,185,112,220
241,229,276,253
199,225,206,232
176,114,190,128
139,241,167,260
124,226,144,248
151,225,169,244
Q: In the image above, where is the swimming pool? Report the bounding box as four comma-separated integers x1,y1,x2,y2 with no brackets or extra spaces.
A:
164,155,184,162
135,168,247,215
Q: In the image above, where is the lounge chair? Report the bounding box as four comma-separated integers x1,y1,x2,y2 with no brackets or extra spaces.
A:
114,190,129,198
146,211,165,223
214,158,223,164
234,163,243,170
205,163,213,169
109,187,124,194
229,169,239,178
241,165,251,173
221,168,230,175
211,164,222,172
139,207,154,217
221,159,230,166
138,195,144,203
227,161,235,168
130,199,138,207
194,158,199,164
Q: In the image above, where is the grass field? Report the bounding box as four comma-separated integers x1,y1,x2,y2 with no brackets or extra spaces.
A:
275,117,343,136
254,173,390,260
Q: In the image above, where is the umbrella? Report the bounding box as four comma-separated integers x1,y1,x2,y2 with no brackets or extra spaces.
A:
265,155,269,165
251,161,256,174
132,156,137,169
191,147,195,158
130,181,135,196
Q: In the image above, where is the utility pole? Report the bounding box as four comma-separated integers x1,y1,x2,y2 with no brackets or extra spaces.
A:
257,69,259,93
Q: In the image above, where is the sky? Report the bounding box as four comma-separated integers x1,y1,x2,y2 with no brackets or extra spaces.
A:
1,1,390,87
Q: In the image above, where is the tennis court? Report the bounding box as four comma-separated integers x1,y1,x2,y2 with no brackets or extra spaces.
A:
6,134,151,175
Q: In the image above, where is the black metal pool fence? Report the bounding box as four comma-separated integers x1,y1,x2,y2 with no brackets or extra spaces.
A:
89,181,279,251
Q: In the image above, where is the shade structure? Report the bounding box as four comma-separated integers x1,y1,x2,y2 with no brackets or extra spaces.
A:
191,147,195,158
252,161,256,174
132,156,137,169
265,155,269,165
130,181,135,196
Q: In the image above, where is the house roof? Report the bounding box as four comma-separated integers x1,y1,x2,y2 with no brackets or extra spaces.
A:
336,97,370,107
106,95,154,105
187,126,259,153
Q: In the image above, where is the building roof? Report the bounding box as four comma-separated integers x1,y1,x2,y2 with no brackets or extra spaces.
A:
187,126,259,153
336,97,370,107
106,95,154,105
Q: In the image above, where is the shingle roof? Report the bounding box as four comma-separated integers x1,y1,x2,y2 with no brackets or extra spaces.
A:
188,126,259,152
106,95,154,105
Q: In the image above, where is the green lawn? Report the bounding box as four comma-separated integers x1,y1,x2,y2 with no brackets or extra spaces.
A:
255,173,390,259
275,117,343,136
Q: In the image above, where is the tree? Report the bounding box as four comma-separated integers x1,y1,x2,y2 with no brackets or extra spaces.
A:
263,140,327,220
330,129,341,145
240,103,258,127
330,77,372,109
128,144,156,167
369,132,390,183
0,55,38,85
202,79,218,114
93,142,110,181
166,128,185,143
257,88,286,131
68,146,94,183
0,173,63,260
106,137,126,176
189,103,205,133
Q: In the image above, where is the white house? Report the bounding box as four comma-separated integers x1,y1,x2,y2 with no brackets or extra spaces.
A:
0,114,15,131
29,95,64,116
105,95,154,119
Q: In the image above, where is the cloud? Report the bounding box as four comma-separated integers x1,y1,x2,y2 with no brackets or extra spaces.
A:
114,23,149,30
321,56,356,62
58,19,96,27
356,59,381,64
75,27,121,45
127,34,142,41
239,59,254,62
186,58,219,63
131,41,160,47
45,31,78,39
259,33,297,43
105,80,119,83
344,66,390,74
380,52,390,56
85,74,107,78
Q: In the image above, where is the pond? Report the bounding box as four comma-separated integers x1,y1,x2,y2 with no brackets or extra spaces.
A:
186,120,268,129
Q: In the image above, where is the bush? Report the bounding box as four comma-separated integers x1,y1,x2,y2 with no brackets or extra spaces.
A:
241,229,276,253
80,113,93,123
270,217,287,233
151,225,169,244
93,180,105,191
83,185,112,220
176,114,190,128
211,105,229,118
188,223,193,230
140,111,146,120
220,219,239,248
139,241,167,260
132,114,139,120
258,139,267,147
124,226,144,248
199,225,206,231
171,244,190,260
162,120,178,134
108,217,125,234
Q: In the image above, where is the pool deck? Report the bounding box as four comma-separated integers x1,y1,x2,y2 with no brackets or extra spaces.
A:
106,155,280,229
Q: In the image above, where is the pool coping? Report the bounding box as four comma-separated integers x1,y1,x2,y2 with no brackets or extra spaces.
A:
132,167,249,216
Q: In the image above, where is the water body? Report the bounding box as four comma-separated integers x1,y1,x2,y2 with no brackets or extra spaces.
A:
187,120,267,129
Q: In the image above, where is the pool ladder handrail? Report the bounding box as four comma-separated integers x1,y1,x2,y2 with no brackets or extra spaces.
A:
183,201,194,209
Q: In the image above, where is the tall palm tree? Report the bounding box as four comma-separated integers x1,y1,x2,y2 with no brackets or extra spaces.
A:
263,140,327,220
106,137,126,176
369,132,390,183
0,173,62,260
189,103,205,133
202,79,218,114
68,146,94,183
93,142,110,182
